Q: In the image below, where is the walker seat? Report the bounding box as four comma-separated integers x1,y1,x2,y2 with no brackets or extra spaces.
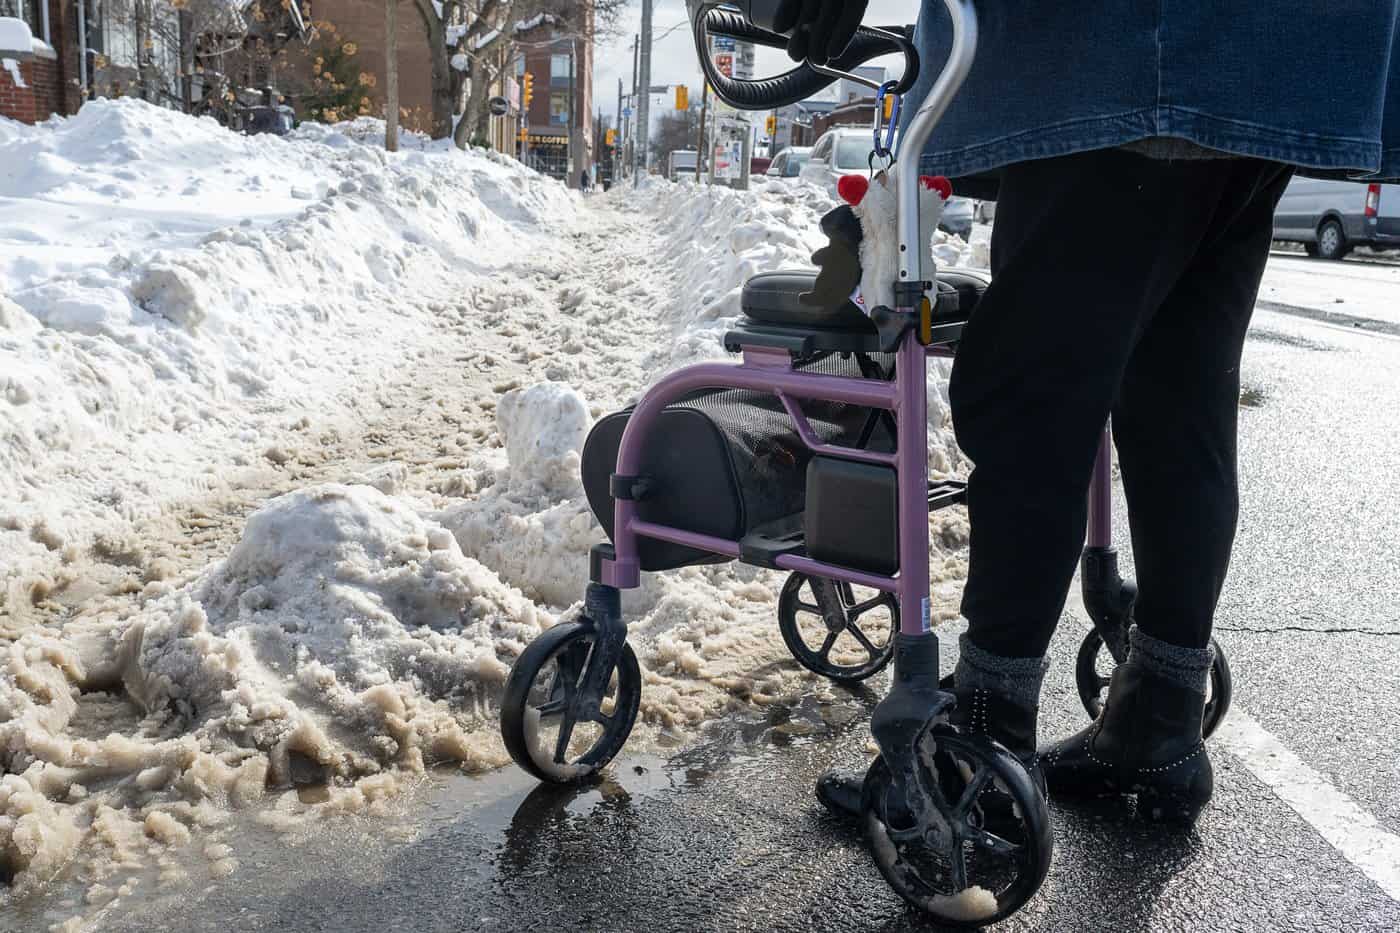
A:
727,268,989,354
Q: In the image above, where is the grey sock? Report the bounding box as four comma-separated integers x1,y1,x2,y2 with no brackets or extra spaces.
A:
954,634,1049,709
1128,625,1215,694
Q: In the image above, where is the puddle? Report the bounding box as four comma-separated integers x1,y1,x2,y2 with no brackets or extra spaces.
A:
1239,385,1267,408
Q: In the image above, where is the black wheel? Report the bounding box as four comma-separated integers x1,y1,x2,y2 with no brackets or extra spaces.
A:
1075,629,1232,739
500,620,641,784
1316,218,1350,260
1303,241,1321,258
864,725,1052,927
778,572,896,683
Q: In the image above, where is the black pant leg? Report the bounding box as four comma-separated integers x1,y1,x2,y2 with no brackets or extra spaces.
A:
1112,162,1294,650
951,150,1236,659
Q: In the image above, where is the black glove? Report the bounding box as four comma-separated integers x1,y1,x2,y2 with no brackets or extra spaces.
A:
771,0,869,66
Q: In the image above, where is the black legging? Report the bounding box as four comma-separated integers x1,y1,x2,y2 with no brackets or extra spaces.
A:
950,149,1293,657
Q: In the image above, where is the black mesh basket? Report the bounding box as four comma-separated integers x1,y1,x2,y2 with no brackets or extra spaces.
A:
581,352,895,571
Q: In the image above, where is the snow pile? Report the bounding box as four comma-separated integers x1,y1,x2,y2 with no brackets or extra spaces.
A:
0,113,987,917
0,99,574,600
0,483,550,897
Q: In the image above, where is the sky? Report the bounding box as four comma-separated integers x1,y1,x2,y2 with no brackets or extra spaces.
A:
592,0,915,123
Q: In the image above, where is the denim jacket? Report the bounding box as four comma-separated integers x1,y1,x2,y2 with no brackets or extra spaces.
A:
901,1,1400,192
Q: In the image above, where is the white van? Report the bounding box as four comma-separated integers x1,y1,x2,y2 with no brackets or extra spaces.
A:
1272,178,1400,259
667,150,699,183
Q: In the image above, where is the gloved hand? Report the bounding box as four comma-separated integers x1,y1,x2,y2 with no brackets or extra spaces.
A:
771,0,869,66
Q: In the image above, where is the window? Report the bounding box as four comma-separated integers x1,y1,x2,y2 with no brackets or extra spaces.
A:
549,91,569,126
550,53,570,86
98,0,139,70
835,136,874,170
811,134,833,161
0,0,45,42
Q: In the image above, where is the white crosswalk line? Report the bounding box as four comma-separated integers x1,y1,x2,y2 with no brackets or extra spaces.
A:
1216,710,1400,902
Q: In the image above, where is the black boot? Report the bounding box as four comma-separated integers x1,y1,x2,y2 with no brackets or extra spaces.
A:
815,685,1043,819
1041,656,1213,826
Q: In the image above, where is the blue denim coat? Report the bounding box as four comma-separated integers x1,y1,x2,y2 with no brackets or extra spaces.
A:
901,1,1400,189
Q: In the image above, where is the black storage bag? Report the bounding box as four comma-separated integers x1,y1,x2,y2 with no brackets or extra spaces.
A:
581,352,895,571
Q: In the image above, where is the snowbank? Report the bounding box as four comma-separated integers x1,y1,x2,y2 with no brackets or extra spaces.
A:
0,114,985,920
0,99,574,601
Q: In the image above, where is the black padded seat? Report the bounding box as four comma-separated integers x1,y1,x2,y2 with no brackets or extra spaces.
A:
741,268,989,330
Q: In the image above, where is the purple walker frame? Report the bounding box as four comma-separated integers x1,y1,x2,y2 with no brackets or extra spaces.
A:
594,336,1117,636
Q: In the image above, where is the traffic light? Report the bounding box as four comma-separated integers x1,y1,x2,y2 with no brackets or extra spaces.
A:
605,128,616,146
675,85,688,110
883,94,894,120
523,73,534,107
765,115,776,135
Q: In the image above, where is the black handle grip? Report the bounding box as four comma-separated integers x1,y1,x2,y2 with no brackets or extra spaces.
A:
696,9,918,112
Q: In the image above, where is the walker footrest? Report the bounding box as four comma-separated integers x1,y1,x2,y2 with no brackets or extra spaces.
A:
927,479,967,511
739,512,807,569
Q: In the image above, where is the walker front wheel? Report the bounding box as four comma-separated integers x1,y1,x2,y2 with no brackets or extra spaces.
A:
863,725,1052,927
778,572,897,684
501,620,641,784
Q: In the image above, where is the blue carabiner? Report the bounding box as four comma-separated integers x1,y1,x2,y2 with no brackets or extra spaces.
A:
873,81,901,162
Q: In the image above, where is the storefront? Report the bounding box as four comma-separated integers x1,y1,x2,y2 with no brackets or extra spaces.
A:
524,132,569,181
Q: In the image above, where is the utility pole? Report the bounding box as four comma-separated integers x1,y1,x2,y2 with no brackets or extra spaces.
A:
567,39,576,185
629,34,639,180
635,5,652,187
384,0,399,152
696,81,709,179
616,78,623,184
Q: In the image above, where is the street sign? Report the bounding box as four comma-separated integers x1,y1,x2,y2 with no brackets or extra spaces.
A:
488,96,509,116
622,107,632,118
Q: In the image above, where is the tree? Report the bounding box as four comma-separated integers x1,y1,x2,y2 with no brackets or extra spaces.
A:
650,102,703,167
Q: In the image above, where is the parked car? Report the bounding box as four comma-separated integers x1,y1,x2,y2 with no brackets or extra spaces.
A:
765,146,812,180
241,105,296,136
1272,177,1400,259
799,127,974,238
750,156,772,176
975,199,996,223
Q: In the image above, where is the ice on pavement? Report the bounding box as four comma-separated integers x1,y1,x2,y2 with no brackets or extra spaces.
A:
0,100,981,917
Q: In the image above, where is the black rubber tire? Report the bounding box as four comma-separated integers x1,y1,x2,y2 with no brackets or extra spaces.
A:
778,572,897,683
1075,629,1232,739
863,725,1052,927
500,620,641,784
1303,241,1321,258
1316,218,1350,260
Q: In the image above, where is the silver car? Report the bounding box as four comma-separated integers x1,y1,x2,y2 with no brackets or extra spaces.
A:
1272,177,1400,259
765,146,812,181
799,126,975,238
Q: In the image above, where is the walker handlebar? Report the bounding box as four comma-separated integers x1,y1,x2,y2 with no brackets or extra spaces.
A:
691,4,919,110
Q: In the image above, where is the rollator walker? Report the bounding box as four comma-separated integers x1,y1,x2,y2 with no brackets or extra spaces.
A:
500,1,1232,923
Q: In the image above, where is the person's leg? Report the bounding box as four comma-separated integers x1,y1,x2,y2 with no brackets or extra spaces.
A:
1042,161,1293,825
1114,161,1295,650
950,151,1236,662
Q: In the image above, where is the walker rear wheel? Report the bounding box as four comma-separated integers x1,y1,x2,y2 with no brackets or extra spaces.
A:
778,572,897,684
863,725,1052,927
1075,630,1232,738
501,620,641,784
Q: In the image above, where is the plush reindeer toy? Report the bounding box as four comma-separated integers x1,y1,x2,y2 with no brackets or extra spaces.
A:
801,172,952,314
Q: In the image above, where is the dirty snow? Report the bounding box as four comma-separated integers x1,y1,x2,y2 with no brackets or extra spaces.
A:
1,99,984,926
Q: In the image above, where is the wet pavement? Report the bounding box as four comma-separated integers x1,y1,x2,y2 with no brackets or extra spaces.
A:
49,293,1400,932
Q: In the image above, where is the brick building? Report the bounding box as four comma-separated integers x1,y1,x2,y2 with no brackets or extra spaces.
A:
0,0,83,124
513,12,591,185
307,0,436,131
